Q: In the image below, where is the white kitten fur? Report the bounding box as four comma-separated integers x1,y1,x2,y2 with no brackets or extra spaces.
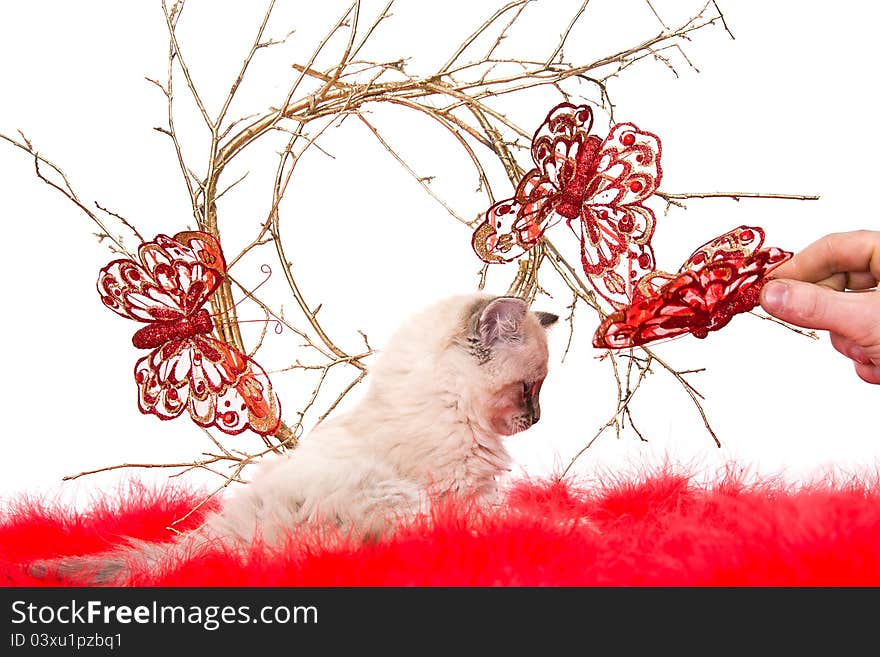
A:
40,293,557,582
211,293,554,542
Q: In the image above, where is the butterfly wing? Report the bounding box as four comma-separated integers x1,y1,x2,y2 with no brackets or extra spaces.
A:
593,226,792,349
573,205,658,308
592,272,701,349
531,102,595,189
680,225,765,269
590,123,663,212
675,225,788,332
578,122,662,308
472,171,559,263
97,231,226,323
473,103,597,264
135,336,281,436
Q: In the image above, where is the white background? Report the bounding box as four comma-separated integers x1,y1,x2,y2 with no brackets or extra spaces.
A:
1,1,877,508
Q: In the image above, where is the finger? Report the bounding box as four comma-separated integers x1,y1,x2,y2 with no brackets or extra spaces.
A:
829,332,873,365
760,279,880,343
769,230,880,284
854,362,880,385
840,272,879,291
811,272,878,293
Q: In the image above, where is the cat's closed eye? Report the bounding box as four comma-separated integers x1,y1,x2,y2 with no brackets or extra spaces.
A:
521,379,543,400
519,378,544,426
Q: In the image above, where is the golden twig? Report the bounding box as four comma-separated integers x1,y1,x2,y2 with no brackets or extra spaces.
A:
658,191,821,202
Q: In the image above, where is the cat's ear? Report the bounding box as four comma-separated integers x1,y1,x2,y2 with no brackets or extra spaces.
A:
534,311,559,328
477,296,528,347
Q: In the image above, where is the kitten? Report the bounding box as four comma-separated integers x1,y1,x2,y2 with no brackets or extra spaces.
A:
36,293,558,583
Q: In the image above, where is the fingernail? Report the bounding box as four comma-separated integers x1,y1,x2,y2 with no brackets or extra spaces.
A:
761,280,789,312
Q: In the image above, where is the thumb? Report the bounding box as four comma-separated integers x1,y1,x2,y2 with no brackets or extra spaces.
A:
760,279,880,344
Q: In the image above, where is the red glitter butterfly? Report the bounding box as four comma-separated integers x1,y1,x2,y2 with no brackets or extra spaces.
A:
472,102,662,308
97,231,282,436
592,226,792,349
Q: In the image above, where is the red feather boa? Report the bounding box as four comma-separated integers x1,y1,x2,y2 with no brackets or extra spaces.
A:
3,467,880,586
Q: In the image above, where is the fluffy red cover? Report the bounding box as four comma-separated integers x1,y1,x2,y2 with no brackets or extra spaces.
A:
3,468,880,586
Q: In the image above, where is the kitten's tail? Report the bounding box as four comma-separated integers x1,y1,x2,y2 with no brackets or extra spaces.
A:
27,528,226,585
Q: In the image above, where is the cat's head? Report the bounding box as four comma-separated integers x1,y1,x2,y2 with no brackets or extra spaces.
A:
457,296,558,436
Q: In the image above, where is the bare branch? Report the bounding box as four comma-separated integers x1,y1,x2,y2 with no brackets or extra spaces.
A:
713,0,735,39
558,358,652,480
215,170,250,201
544,0,590,67
642,346,720,447
658,191,821,202
358,113,472,225
160,0,213,129
351,0,395,60
439,1,530,74
95,202,144,242
644,0,670,30
0,132,134,258
216,0,277,130
483,0,531,61
749,311,820,340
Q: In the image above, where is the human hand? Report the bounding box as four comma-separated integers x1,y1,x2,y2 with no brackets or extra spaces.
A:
759,230,880,384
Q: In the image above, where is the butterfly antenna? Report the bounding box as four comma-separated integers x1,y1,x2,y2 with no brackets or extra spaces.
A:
217,317,284,335
231,264,273,307
212,265,283,335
